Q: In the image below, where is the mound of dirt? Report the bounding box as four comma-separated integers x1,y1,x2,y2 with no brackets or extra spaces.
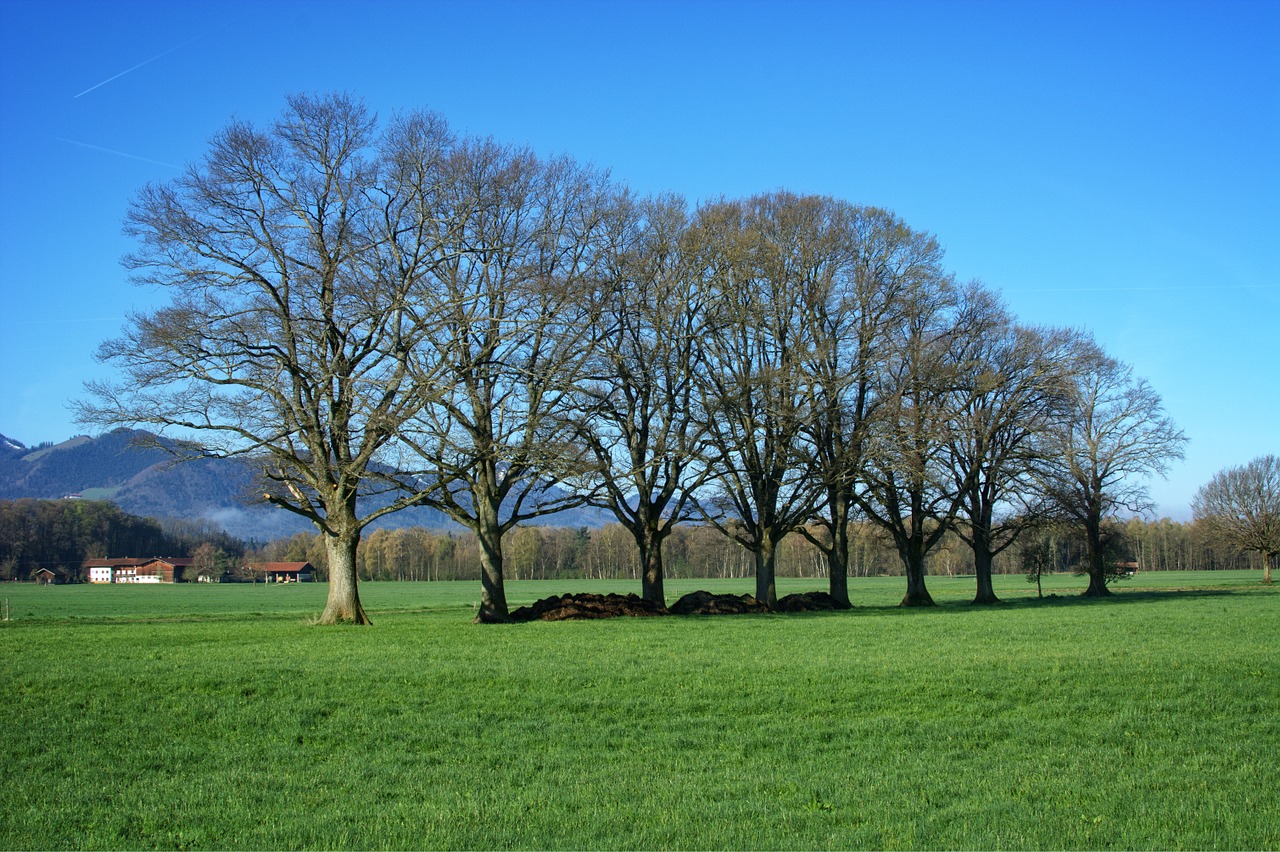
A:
775,591,850,612
507,592,668,622
668,590,770,615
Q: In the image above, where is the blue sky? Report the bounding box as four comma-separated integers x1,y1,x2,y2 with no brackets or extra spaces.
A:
1,0,1276,519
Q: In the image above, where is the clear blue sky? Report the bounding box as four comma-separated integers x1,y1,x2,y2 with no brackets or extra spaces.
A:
1,0,1276,520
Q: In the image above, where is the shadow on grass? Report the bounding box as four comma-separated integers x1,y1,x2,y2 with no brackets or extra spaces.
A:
826,585,1248,620
480,583,1269,624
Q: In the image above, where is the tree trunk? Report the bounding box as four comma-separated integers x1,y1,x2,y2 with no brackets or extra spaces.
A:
635,523,667,606
318,527,370,625
1082,512,1111,597
971,536,1000,605
900,539,935,607
473,498,509,623
825,495,852,608
827,541,852,609
1263,551,1274,585
756,538,778,609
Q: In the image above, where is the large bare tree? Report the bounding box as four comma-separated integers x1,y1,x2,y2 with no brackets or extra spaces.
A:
400,139,612,622
1043,339,1187,596
79,94,453,624
572,193,712,604
1192,454,1279,584
800,204,945,607
692,193,825,609
853,269,976,606
945,291,1078,604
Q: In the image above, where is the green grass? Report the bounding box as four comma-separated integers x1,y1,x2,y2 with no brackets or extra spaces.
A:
1,572,1276,849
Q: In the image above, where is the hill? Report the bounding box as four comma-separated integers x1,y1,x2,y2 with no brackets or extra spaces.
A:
0,429,608,541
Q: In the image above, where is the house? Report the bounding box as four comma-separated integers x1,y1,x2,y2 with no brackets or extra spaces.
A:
84,557,193,584
246,561,315,583
33,567,66,585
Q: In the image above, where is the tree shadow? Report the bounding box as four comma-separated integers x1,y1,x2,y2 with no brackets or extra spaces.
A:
790,585,1249,621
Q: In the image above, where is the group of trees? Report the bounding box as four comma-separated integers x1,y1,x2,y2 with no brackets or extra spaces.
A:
82,93,1222,624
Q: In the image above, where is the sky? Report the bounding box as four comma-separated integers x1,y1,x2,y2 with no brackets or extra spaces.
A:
0,0,1276,520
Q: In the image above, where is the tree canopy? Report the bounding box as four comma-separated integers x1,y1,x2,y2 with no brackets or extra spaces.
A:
1193,454,1279,584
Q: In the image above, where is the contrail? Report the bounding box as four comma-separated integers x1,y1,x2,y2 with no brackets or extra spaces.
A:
73,37,201,98
1003,284,1276,293
72,16,245,99
14,316,125,324
52,136,180,169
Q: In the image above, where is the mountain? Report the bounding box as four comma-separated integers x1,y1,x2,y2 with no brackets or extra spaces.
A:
1,434,28,456
0,429,610,541
0,430,170,499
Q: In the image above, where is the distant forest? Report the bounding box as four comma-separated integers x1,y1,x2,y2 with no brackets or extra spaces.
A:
263,516,1263,584
1,498,1258,584
0,499,243,581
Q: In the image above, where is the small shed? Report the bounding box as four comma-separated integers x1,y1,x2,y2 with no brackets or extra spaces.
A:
33,567,64,585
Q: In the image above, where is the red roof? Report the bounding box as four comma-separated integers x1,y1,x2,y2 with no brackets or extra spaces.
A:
82,557,193,568
248,562,313,572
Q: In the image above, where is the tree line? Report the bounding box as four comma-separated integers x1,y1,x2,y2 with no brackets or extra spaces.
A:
253,515,1264,585
2,495,1264,586
81,93,1272,624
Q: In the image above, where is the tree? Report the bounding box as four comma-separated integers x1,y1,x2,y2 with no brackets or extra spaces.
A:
692,193,825,609
801,203,945,607
190,542,221,582
1192,454,1280,584
853,267,974,606
79,94,453,624
400,139,612,622
572,193,712,604
945,295,1078,604
1042,339,1187,596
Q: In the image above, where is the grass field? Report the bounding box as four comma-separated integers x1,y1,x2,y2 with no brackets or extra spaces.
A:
1,572,1276,850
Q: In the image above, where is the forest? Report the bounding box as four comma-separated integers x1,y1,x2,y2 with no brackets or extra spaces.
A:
0,498,243,580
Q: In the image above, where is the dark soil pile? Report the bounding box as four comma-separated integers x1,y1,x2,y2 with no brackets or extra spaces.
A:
668,590,770,615
774,590,850,612
507,592,668,622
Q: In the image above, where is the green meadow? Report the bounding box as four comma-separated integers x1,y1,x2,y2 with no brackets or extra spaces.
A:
2,572,1276,850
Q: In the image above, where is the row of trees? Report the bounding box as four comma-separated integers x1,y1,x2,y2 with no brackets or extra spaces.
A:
257,514,1269,586
82,93,1212,623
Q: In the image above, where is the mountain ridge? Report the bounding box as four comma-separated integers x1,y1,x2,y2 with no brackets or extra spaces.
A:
0,429,609,541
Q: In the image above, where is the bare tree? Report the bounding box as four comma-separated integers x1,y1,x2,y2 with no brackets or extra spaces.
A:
853,269,975,606
1192,454,1279,584
79,94,453,624
945,292,1079,604
401,139,612,622
572,193,713,604
692,193,825,609
801,204,945,607
1042,339,1187,596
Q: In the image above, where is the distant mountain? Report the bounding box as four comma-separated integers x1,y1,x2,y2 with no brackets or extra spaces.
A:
0,430,170,499
0,434,28,456
0,428,610,541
